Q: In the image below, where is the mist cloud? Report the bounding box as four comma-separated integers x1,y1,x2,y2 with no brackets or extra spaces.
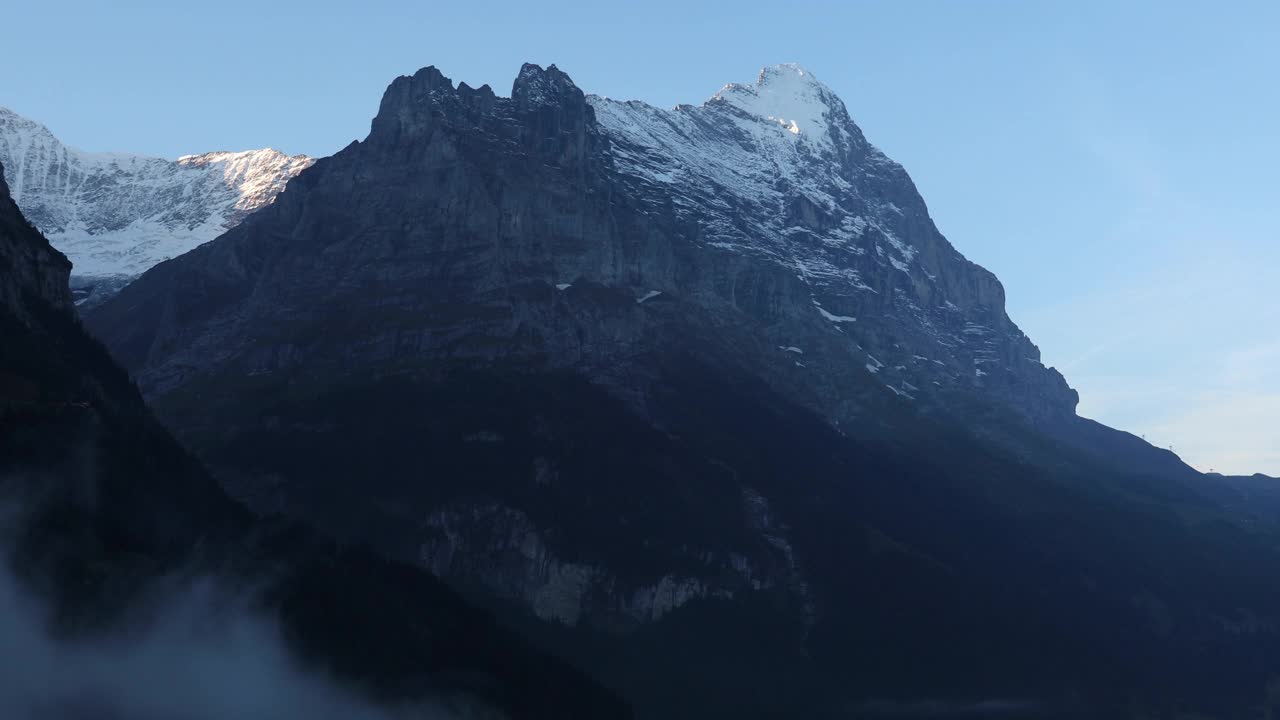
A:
0,544,452,720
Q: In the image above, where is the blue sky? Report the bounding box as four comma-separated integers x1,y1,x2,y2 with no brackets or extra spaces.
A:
4,1,1277,474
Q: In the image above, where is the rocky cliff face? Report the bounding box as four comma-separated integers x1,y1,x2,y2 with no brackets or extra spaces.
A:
0,107,312,301
0,161,73,321
0,158,631,720
417,486,810,629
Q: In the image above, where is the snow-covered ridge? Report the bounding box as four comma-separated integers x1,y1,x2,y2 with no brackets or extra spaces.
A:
0,107,313,284
712,64,849,154
587,64,918,325
588,64,1074,417
588,65,900,295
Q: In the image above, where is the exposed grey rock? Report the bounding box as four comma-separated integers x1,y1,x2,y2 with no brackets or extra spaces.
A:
0,160,72,322
419,498,801,629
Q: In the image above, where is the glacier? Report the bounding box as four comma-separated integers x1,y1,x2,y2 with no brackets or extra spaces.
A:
0,107,312,300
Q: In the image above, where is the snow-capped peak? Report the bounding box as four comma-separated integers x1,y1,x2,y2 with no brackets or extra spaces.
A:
177,149,314,215
710,64,845,152
584,62,1071,419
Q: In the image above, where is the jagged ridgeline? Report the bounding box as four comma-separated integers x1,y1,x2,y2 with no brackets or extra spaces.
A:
0,159,630,718
84,63,1280,719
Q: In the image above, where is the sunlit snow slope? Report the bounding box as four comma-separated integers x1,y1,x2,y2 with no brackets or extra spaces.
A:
0,107,312,298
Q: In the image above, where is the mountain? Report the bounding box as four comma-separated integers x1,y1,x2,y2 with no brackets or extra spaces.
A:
86,63,1280,718
0,159,630,719
0,107,312,303
591,64,1078,421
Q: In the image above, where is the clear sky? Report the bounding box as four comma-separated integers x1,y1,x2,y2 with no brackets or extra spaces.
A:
4,0,1277,475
